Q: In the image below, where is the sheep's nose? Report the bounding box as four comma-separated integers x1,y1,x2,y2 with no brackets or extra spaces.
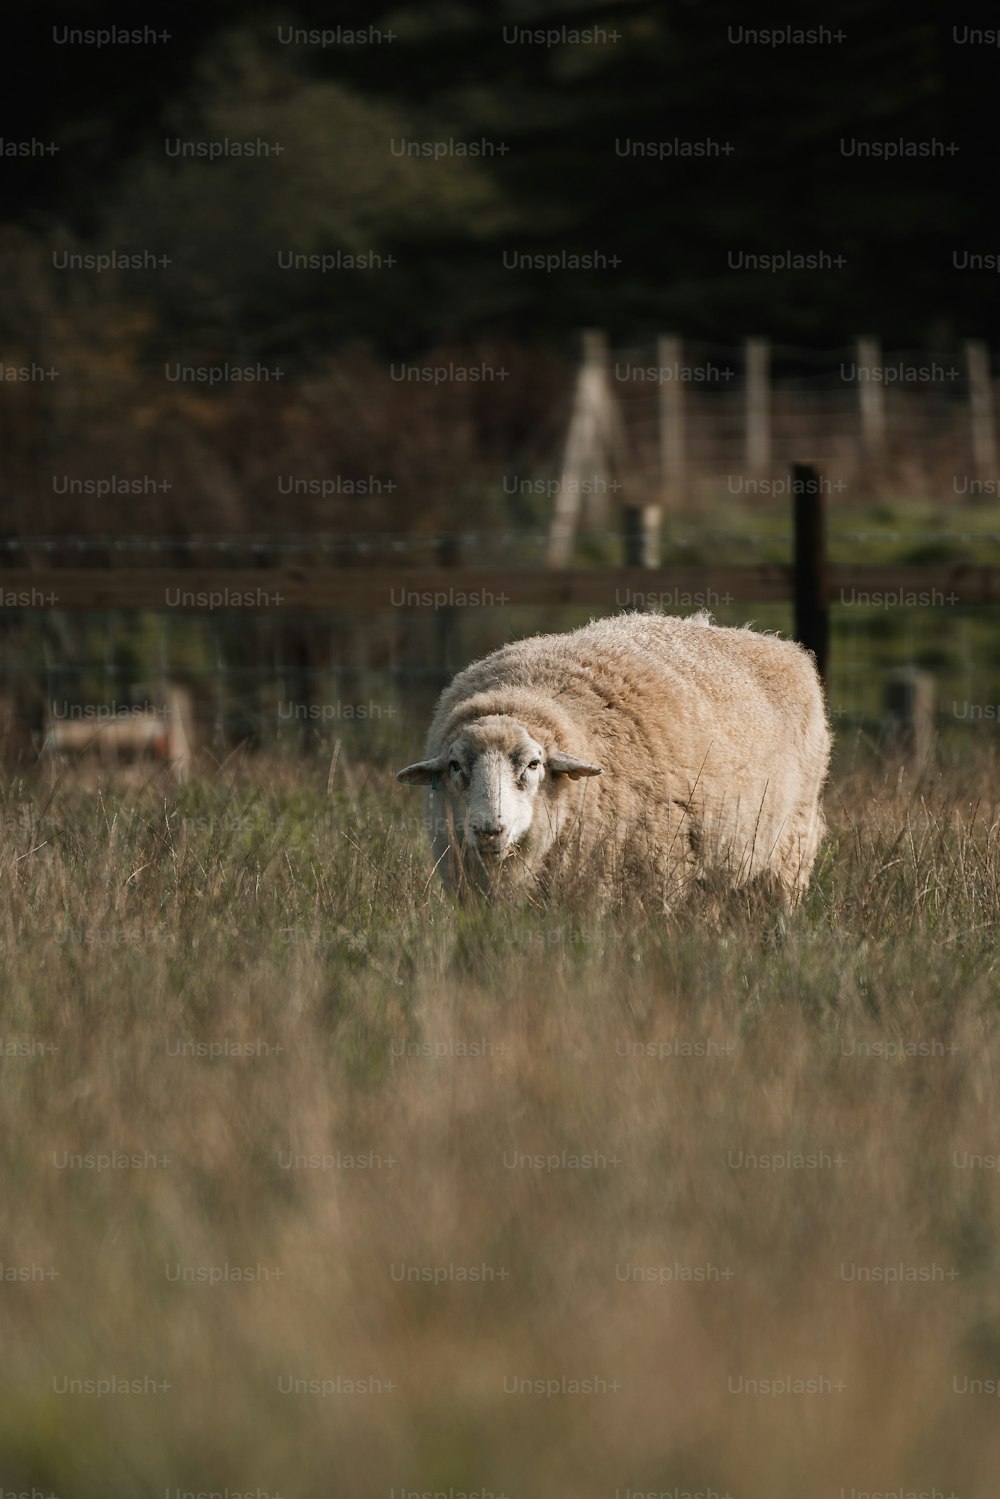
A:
475,823,507,843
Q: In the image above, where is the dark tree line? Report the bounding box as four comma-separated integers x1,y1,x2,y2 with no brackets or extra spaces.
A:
3,0,998,361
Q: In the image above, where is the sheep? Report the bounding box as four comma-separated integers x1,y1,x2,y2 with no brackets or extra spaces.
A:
396,611,831,908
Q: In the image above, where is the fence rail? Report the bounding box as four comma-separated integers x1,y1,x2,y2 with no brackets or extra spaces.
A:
0,463,996,760
1,563,1000,611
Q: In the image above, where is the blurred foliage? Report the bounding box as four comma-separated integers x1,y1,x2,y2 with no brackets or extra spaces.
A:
5,0,998,354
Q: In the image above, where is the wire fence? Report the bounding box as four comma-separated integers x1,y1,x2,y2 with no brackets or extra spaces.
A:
5,590,1000,765
3,330,1000,760
552,334,998,543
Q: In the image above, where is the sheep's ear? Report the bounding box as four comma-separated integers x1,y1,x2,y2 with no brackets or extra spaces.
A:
547,752,602,779
396,757,446,786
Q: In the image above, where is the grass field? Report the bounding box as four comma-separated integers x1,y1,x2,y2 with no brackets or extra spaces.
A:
3,737,1000,1497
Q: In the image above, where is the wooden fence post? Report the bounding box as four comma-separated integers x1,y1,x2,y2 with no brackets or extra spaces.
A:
548,329,626,567
163,681,195,780
856,335,886,462
746,337,771,475
883,667,935,767
792,463,829,686
658,332,686,507
966,339,997,481
620,507,659,569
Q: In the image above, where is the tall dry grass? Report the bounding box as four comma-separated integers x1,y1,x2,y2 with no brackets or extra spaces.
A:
3,743,1000,1496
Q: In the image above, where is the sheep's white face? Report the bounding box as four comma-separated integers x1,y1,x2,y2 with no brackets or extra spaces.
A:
445,722,546,859
396,715,602,868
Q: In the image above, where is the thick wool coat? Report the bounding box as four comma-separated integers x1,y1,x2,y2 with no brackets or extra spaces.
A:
422,612,831,904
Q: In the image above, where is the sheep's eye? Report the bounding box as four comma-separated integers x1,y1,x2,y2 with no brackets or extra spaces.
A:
448,759,461,774
527,759,541,771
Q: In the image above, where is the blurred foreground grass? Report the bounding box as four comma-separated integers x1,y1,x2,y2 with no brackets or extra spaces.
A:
3,742,1000,1496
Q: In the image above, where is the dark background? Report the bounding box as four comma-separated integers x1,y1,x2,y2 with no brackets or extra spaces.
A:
5,1,996,359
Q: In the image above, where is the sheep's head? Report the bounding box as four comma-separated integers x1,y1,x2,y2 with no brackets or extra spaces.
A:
396,715,601,863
